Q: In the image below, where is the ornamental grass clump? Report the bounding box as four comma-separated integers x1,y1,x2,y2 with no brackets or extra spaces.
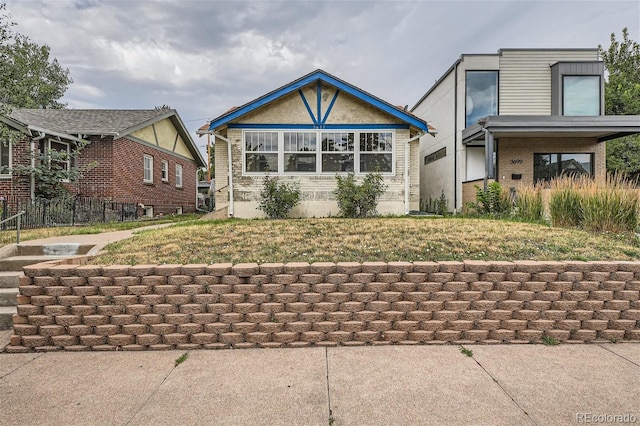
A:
513,182,545,223
549,173,639,233
549,176,582,228
579,173,639,234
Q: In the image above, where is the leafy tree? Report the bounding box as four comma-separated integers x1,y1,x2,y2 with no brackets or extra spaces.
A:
0,3,82,199
599,28,640,180
0,3,72,111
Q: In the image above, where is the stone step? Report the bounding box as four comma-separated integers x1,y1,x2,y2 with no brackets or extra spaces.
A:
0,306,16,330
0,288,18,306
0,255,71,271
0,271,23,288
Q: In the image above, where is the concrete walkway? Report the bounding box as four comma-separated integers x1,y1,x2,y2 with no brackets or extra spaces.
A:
15,223,174,255
0,339,638,425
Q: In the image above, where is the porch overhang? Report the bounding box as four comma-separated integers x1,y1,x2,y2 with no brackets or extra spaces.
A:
462,115,640,144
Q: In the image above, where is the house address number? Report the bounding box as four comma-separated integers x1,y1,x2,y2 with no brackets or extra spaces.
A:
510,159,523,164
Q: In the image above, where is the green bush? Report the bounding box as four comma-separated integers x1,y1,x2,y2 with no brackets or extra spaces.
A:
334,172,387,218
258,175,301,219
468,181,512,216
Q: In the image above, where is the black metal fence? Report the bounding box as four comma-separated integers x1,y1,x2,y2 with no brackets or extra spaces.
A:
0,196,138,230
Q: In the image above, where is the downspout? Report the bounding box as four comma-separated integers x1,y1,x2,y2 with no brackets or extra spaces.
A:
212,131,234,217
31,131,46,200
404,131,427,215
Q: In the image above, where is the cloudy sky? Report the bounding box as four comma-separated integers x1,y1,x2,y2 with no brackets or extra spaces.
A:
4,0,639,151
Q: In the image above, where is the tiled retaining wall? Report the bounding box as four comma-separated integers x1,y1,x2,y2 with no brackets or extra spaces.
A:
6,260,640,352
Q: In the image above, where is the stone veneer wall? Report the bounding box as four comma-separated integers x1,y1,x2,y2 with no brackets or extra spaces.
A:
6,260,640,353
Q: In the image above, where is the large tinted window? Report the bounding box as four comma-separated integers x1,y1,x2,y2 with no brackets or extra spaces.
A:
563,76,600,116
466,71,498,127
534,153,593,182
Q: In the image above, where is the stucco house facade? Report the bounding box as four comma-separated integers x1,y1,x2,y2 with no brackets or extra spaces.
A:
1,109,206,215
199,69,432,218
411,48,640,211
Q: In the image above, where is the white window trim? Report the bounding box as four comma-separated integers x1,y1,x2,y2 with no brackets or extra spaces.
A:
175,163,183,188
242,129,396,176
161,160,169,182
42,139,71,182
143,154,153,183
0,141,11,178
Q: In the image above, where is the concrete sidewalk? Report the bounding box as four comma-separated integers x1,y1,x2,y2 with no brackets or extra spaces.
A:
14,223,174,255
0,341,638,425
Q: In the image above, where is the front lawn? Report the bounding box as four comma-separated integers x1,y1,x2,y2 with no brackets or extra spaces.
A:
90,217,640,265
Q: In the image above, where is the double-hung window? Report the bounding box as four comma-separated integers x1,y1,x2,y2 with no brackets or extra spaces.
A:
243,130,395,175
175,164,183,188
359,132,392,173
0,141,10,177
161,160,169,182
39,139,71,181
321,132,354,172
143,155,153,183
284,132,316,172
245,131,278,172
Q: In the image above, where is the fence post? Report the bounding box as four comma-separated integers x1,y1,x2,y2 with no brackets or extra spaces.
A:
72,197,77,226
16,213,21,244
1,198,6,231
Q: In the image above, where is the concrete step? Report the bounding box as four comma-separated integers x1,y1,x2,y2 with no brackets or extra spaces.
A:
0,288,18,306
0,271,23,288
0,255,71,271
0,306,16,330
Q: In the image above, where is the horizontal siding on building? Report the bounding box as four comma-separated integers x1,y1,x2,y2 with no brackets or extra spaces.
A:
499,50,599,115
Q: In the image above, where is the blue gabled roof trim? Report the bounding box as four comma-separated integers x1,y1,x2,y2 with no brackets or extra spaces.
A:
228,123,410,130
297,89,318,125
208,69,428,132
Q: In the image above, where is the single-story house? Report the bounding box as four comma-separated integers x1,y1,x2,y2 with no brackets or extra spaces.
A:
1,109,206,215
198,69,434,218
411,48,640,211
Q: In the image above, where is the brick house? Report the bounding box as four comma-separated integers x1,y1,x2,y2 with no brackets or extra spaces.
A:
198,69,433,218
411,49,640,211
1,109,206,215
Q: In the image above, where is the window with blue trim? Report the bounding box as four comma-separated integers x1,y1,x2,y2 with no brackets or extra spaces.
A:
243,130,394,175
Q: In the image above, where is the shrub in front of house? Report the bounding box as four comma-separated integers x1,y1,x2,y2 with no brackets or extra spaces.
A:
468,181,512,216
334,172,387,218
258,175,301,219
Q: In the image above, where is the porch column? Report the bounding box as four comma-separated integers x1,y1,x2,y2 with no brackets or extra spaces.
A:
484,129,495,190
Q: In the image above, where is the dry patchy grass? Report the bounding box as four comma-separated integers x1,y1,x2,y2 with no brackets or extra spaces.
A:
90,217,640,265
